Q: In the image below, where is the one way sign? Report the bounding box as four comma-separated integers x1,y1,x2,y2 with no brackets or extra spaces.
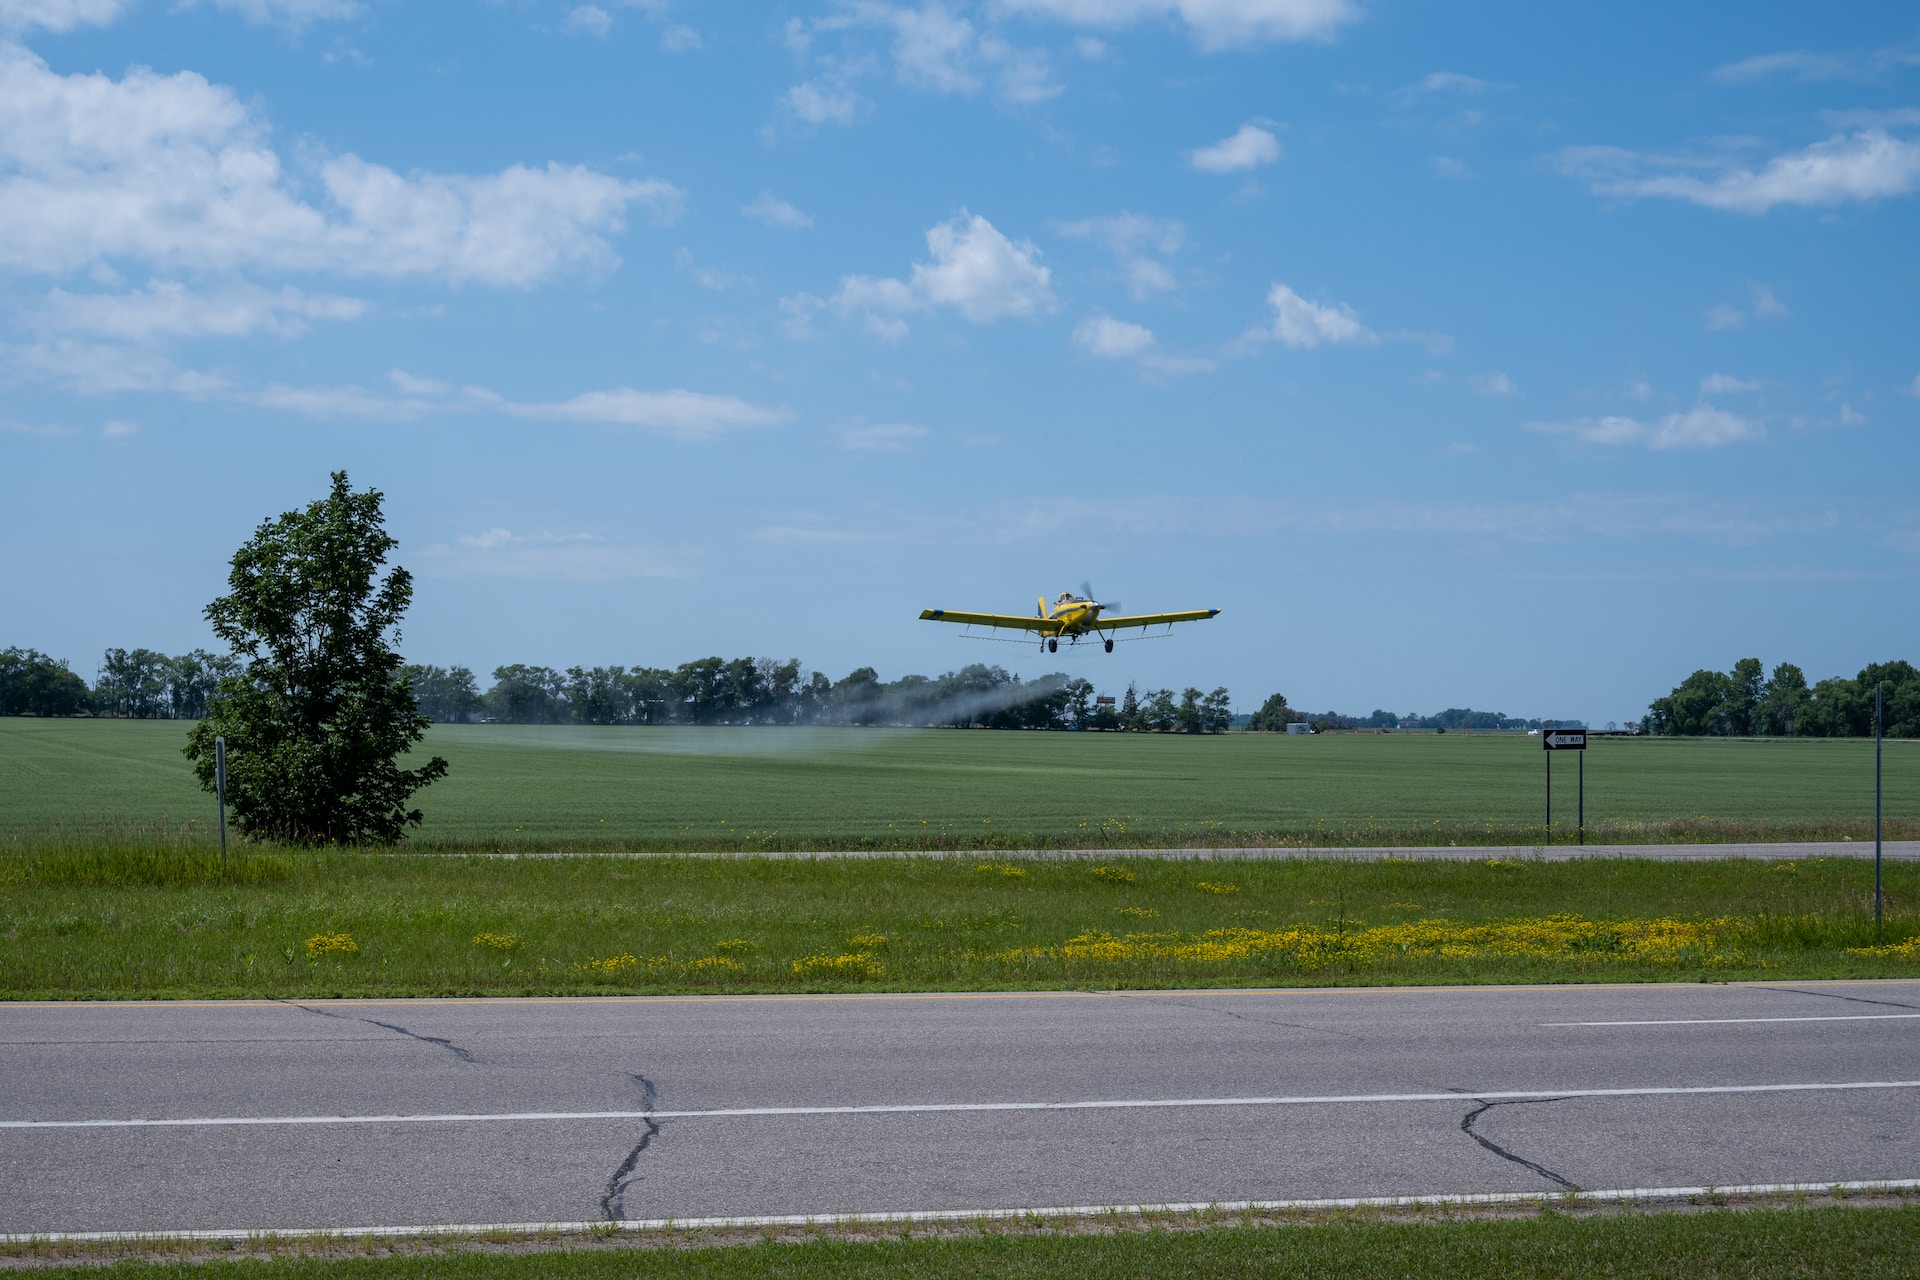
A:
1542,729,1587,751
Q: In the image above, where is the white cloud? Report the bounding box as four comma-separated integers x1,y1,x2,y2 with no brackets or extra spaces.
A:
1073,313,1154,358
910,212,1056,320
1839,402,1867,427
1431,156,1470,178
1469,372,1517,396
101,418,137,437
1700,373,1760,394
1070,312,1214,374
1188,122,1281,173
0,0,125,32
836,422,929,451
421,529,681,582
387,369,448,397
0,45,681,285
743,191,814,229
1652,406,1763,448
37,280,365,340
660,23,701,51
1421,71,1489,93
498,387,790,440
782,78,863,125
253,379,787,436
1710,51,1855,84
255,380,427,420
1056,211,1184,298
1908,373,1920,398
827,211,1054,337
1246,283,1373,349
672,247,751,291
563,5,613,37
884,2,984,94
996,0,1359,50
1527,406,1764,450
1055,211,1185,257
1561,131,1920,214
786,5,1060,110
198,0,361,26
3,338,235,395
1704,284,1789,331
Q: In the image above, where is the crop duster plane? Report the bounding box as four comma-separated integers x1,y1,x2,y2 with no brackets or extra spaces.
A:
920,584,1220,653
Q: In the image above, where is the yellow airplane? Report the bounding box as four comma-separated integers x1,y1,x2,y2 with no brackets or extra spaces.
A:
920,584,1220,653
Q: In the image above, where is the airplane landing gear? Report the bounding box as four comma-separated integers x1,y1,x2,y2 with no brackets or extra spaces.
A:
1047,637,1058,653
1104,637,1114,653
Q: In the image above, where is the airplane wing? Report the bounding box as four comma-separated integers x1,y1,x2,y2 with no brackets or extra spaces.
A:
919,609,1054,633
1089,608,1220,632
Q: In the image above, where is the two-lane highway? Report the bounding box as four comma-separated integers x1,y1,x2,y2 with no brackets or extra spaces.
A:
3,980,1917,1235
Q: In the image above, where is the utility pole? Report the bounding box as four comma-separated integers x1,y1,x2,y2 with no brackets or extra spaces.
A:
1545,744,1552,844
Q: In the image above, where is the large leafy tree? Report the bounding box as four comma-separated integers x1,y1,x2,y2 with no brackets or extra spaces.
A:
184,472,447,844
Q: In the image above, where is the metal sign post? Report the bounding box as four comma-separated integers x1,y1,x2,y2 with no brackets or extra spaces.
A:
1876,683,1884,932
214,735,228,864
1543,729,1587,847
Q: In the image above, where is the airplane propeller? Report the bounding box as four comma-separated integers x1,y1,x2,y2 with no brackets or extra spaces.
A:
1077,581,1120,613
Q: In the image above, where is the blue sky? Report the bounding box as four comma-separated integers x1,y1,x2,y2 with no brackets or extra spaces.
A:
2,0,1916,725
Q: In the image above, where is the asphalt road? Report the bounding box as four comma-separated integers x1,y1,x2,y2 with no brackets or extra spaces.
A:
4,981,1919,1235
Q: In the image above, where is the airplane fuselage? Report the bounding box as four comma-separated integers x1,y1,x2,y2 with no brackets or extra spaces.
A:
1041,595,1104,634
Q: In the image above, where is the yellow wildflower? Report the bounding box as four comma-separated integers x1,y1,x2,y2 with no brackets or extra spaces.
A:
305,932,358,957
792,952,883,977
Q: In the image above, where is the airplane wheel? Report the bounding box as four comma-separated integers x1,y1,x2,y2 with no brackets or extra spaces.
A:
1104,638,1113,653
1047,638,1058,653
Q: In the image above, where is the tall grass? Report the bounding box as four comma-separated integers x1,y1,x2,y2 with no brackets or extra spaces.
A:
3,850,1913,1000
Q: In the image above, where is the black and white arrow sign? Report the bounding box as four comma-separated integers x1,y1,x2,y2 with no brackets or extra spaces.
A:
1542,729,1587,751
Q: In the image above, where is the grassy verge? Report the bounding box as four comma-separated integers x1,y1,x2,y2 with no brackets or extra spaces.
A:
3,719,1913,852
7,1201,1919,1278
3,849,1915,999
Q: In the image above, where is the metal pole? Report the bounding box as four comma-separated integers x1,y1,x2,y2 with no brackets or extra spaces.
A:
215,735,228,864
1578,749,1585,847
1545,744,1552,845
1875,683,1884,932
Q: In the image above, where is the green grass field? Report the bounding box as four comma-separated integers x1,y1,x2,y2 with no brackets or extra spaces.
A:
4,848,1913,999
0,720,1913,852
12,1204,1919,1279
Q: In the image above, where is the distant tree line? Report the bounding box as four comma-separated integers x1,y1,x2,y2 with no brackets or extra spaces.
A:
1647,657,1917,737
405,659,1236,732
0,646,1237,733
1243,691,1568,733
0,647,236,719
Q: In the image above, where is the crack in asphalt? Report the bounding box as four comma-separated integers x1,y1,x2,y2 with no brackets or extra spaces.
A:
361,1020,478,1064
1109,992,1365,1041
280,1002,479,1064
1761,986,1920,1013
600,1074,661,1222
1461,1097,1580,1191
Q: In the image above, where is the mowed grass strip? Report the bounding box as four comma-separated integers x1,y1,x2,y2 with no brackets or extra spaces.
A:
11,1205,1920,1280
1,719,1914,851
3,850,1915,999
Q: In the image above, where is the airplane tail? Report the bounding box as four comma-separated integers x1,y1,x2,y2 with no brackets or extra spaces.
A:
1038,597,1048,619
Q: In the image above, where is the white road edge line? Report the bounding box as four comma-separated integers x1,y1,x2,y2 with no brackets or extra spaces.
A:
7,1080,1919,1130
1545,1014,1920,1027
4,1179,1916,1245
